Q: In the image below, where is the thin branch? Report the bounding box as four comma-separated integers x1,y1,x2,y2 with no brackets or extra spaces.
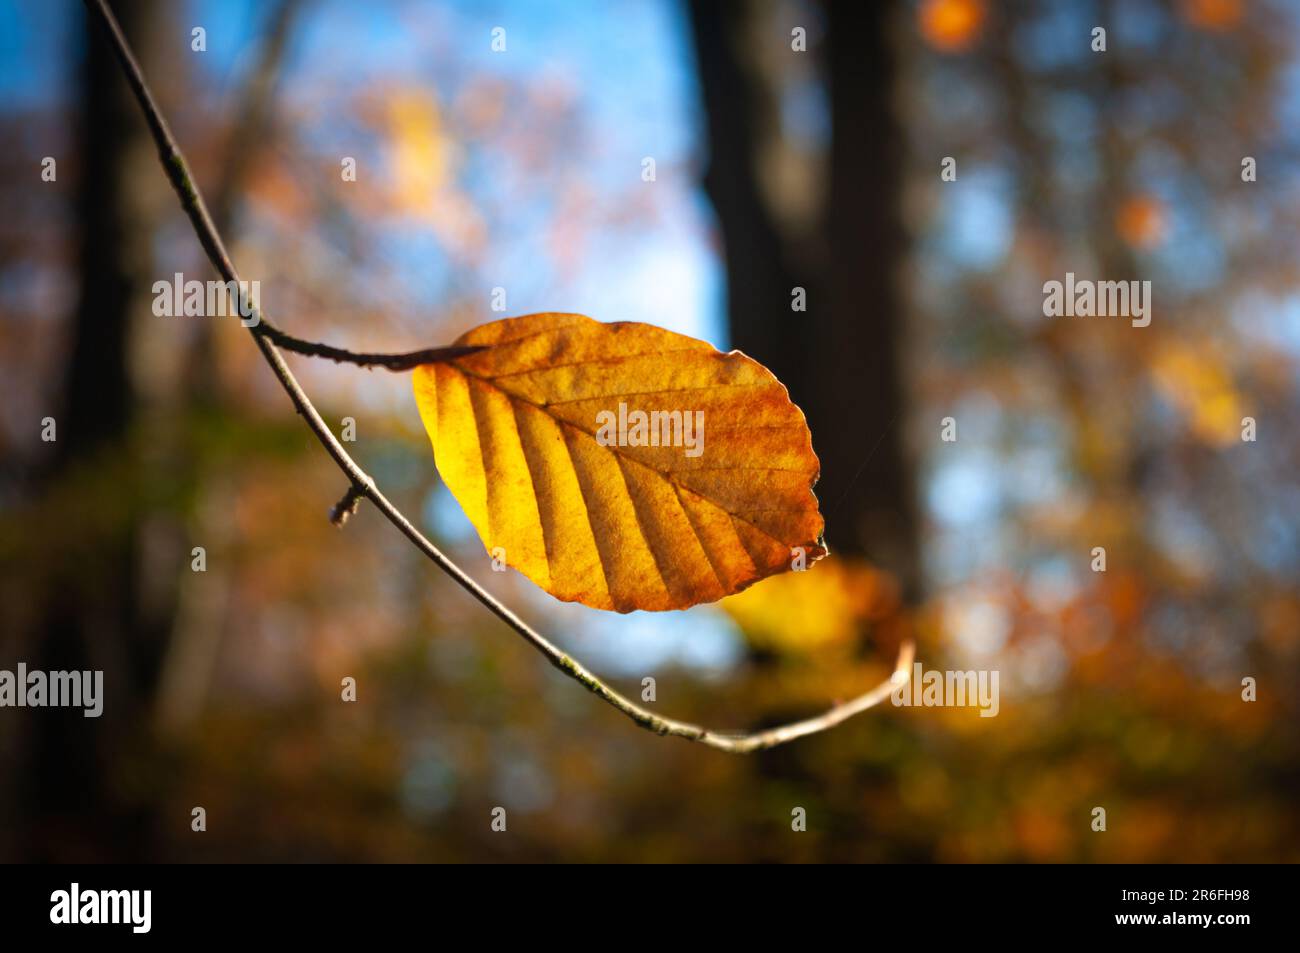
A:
258,328,486,371
85,0,914,752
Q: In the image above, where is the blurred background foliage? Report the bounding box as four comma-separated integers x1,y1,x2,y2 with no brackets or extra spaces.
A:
0,0,1297,862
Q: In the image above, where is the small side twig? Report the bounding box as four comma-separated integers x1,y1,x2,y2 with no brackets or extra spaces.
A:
328,483,366,528
259,328,485,371
86,0,913,752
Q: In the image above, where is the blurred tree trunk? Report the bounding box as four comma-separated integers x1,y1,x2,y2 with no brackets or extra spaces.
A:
689,0,919,598
16,0,164,862
192,0,301,400
154,0,303,735
688,0,807,402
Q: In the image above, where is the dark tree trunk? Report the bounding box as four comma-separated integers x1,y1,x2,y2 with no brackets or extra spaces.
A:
818,0,918,594
14,0,162,862
688,0,810,402
689,0,919,597
55,10,140,464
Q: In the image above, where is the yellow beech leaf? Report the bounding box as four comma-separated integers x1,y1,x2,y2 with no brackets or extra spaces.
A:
722,557,901,654
412,312,826,612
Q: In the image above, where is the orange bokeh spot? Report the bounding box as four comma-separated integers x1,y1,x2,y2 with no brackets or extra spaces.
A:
1115,194,1167,249
1181,0,1244,32
919,0,986,53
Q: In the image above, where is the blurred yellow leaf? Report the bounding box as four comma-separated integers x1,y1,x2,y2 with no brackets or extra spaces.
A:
722,556,900,653
387,90,448,214
1152,340,1245,446
412,313,826,612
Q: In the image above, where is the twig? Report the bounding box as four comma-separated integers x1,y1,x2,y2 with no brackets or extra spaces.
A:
328,482,365,528
85,0,913,752
258,329,486,371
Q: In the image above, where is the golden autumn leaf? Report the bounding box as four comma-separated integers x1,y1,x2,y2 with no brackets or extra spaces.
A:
412,312,826,612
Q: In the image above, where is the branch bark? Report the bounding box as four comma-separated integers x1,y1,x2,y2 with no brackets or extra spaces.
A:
84,0,913,753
